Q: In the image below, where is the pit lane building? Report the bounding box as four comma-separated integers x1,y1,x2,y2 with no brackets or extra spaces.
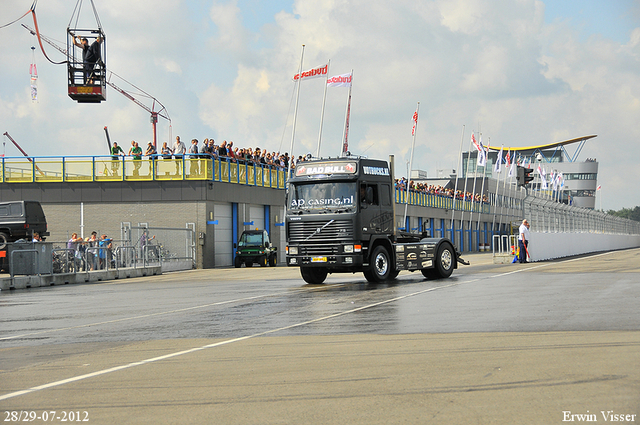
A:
462,135,599,209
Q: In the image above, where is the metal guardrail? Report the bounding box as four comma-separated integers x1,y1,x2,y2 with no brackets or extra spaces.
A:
10,248,39,278
52,248,78,273
492,234,516,256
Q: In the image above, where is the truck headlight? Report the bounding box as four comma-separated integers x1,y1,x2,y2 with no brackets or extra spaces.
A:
288,246,298,255
344,245,354,253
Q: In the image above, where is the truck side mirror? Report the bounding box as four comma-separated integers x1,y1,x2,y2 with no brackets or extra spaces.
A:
265,241,270,248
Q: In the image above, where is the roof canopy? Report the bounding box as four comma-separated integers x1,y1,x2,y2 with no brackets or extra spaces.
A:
486,135,597,152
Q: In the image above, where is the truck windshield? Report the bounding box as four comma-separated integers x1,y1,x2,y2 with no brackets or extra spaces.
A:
239,233,264,247
288,182,356,211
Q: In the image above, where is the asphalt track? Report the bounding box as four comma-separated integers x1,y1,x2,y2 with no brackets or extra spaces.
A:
1,249,639,424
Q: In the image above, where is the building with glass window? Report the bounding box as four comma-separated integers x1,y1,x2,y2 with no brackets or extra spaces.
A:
462,135,598,209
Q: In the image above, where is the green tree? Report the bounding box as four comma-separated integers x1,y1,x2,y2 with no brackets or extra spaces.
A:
606,206,640,222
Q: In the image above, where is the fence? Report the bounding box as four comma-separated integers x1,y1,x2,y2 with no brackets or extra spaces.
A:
121,223,196,271
524,193,640,235
10,224,195,277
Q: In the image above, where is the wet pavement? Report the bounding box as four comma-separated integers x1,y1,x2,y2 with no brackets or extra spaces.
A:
1,249,639,423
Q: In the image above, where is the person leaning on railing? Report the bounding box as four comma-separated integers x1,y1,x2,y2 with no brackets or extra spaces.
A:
161,142,172,159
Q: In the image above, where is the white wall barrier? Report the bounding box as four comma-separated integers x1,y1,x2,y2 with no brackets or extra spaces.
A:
528,232,640,262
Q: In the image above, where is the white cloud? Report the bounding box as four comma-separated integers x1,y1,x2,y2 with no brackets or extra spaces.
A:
1,0,639,209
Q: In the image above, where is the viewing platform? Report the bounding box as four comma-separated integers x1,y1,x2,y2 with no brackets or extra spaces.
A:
0,155,288,188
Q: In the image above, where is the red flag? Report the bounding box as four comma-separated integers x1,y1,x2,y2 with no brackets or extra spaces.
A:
411,109,418,136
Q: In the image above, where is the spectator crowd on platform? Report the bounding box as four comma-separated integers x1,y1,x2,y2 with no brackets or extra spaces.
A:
114,137,490,203
395,177,489,204
113,137,311,171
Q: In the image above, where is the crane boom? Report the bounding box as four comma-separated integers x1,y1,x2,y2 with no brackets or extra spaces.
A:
22,24,170,147
3,132,44,175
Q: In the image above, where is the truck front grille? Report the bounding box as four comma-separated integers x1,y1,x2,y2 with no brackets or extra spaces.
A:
299,244,339,255
288,220,353,242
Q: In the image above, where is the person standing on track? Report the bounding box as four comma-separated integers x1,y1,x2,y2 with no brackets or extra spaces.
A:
518,219,530,263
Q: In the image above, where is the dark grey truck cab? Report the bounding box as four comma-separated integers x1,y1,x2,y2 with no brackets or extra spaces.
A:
0,201,49,249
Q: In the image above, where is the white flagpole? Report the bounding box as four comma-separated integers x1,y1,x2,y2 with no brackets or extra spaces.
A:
498,149,510,229
476,141,488,246
403,102,419,231
316,59,330,158
288,45,305,169
451,125,465,238
459,133,474,238
468,133,481,249
491,142,501,239
341,70,353,156
497,145,508,233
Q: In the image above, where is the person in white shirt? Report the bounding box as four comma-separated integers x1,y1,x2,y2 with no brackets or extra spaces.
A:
518,219,530,263
172,136,186,174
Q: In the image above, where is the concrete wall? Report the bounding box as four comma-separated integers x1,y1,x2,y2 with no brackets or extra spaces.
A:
2,179,287,269
528,232,640,262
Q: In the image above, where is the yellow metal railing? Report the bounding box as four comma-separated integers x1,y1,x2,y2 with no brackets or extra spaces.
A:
395,188,491,214
2,156,490,212
0,155,291,189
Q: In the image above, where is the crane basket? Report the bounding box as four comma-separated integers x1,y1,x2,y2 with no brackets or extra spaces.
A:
66,0,106,103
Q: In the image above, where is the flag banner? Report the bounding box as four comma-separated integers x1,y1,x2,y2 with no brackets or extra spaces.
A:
293,63,329,81
596,185,602,191
342,90,352,154
558,173,564,189
473,135,486,167
471,134,480,151
508,161,516,178
411,108,418,136
494,146,503,173
327,72,352,87
483,142,489,167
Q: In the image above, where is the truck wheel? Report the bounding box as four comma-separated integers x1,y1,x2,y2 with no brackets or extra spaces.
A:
432,242,455,279
0,232,7,250
364,245,391,283
300,267,327,284
420,268,439,279
269,254,277,267
260,256,268,267
234,256,242,268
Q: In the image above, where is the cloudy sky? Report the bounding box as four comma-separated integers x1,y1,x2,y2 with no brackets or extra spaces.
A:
1,0,639,210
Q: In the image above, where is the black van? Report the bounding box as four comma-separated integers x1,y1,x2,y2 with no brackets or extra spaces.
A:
0,201,49,248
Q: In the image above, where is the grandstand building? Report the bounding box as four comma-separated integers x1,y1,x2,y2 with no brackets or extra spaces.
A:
462,135,599,209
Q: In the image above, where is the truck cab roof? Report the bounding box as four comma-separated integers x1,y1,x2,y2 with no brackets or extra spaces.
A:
290,157,391,183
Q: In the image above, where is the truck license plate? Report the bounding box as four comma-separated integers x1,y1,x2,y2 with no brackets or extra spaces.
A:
311,256,327,263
